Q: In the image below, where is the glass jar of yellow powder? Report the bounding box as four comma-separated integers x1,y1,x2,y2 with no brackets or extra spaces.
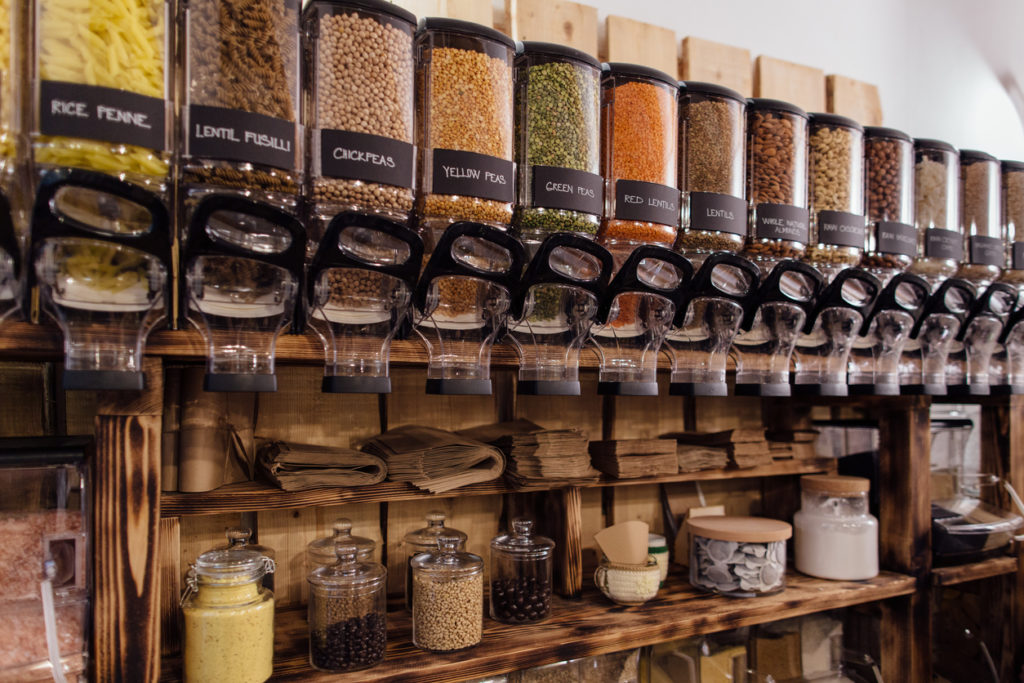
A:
182,548,276,683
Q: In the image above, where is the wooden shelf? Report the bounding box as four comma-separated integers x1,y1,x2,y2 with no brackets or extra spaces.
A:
159,571,915,683
931,555,1019,586
160,458,836,517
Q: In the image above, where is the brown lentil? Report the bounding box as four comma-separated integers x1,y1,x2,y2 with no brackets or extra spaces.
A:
411,573,482,652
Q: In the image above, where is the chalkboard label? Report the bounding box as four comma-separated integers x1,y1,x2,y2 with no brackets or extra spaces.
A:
319,129,414,188
614,180,680,227
924,228,964,260
1013,242,1024,270
530,166,603,215
755,204,809,243
40,80,166,151
817,211,866,248
688,192,746,236
188,104,297,170
968,235,1004,266
875,221,917,256
430,149,514,203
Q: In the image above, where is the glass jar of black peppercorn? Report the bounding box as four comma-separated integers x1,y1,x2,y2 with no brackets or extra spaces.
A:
489,518,554,624
307,542,387,673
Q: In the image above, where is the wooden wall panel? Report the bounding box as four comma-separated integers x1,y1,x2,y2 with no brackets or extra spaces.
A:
516,372,603,438
393,0,495,27
680,36,752,97
257,508,321,607
159,518,182,656
694,396,763,432
603,15,678,78
315,503,384,563
385,367,500,432
754,55,826,113
503,0,599,57
0,362,47,436
606,377,687,439
178,513,245,572
826,74,883,126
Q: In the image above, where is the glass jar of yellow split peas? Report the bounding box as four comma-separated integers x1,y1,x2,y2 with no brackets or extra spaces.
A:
31,0,171,195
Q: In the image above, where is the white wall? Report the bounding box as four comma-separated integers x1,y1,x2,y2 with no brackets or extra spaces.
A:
580,0,1024,160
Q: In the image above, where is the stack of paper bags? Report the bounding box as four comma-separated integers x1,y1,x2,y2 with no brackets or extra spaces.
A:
362,425,505,493
669,429,772,469
460,420,599,487
766,428,819,459
258,440,387,491
589,439,678,479
675,444,729,473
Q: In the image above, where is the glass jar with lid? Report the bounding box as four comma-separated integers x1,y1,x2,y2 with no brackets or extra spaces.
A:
411,534,484,652
687,516,791,597
489,518,554,624
804,113,866,279
307,542,387,673
793,475,878,581
861,127,917,281
675,81,748,263
911,138,961,287
999,160,1024,287
402,510,467,609
957,149,1004,286
182,549,276,683
212,527,276,592
744,99,810,272
307,518,376,572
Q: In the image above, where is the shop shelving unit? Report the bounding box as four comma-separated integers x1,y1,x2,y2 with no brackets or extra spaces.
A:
0,320,1020,682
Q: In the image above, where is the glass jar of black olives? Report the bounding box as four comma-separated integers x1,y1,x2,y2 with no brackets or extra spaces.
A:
489,518,554,624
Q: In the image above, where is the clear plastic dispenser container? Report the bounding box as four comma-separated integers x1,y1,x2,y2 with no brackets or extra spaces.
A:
303,0,416,250
956,150,1004,286
513,42,602,244
665,252,760,396
0,437,91,681
415,18,515,241
411,534,484,653
794,475,878,581
861,127,917,283
0,191,22,324
910,139,962,288
182,195,306,393
804,113,866,280
675,82,747,264
999,160,1024,288
590,245,693,395
181,549,276,683
743,99,810,274
307,518,376,571
307,212,423,394
848,271,930,395
412,221,526,395
506,233,612,395
733,260,824,396
489,518,554,624
307,542,387,673
899,277,976,395
687,516,791,597
211,527,277,592
402,511,466,610
944,281,1017,396
32,0,171,196
30,169,170,390
998,301,1024,393
179,0,301,215
792,267,881,396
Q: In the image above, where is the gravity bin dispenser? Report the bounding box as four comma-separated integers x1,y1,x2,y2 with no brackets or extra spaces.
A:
413,221,526,395
899,277,976,395
590,245,693,395
31,170,171,391
792,268,882,396
182,195,306,393
665,252,760,396
944,281,1018,395
848,272,930,395
307,212,423,394
505,233,613,395
733,260,824,396
996,303,1024,394
0,190,21,324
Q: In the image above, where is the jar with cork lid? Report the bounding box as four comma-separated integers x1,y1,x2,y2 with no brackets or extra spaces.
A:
411,533,484,653
414,18,516,247
957,149,1004,286
675,82,748,264
793,475,878,581
489,518,554,624
999,160,1024,287
804,113,866,279
402,510,467,610
307,518,376,572
302,0,417,254
911,138,961,287
743,99,810,272
687,516,791,597
307,542,387,673
861,127,917,282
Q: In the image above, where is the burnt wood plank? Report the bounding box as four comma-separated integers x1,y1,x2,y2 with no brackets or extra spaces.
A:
931,555,1018,586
